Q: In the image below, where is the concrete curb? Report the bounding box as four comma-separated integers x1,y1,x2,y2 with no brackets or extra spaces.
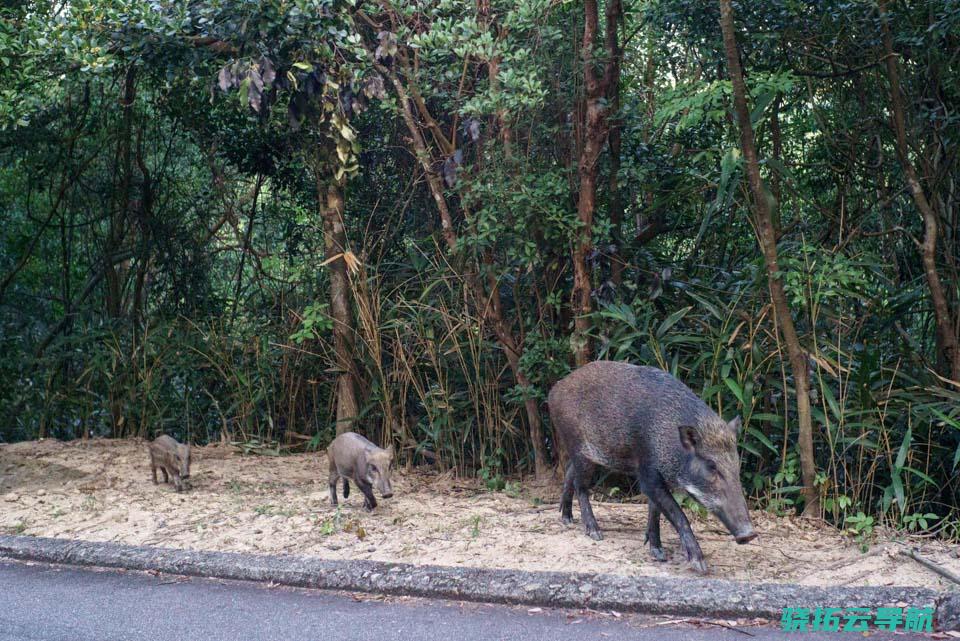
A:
0,535,955,628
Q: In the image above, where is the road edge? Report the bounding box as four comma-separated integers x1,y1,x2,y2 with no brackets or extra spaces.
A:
0,535,956,628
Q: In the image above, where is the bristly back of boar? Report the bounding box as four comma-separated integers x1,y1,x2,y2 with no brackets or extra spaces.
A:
550,361,730,479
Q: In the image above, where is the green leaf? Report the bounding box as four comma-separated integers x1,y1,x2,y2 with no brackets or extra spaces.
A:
238,77,250,108
820,384,843,422
746,426,778,453
929,407,960,429
655,306,691,339
751,412,784,426
894,426,911,470
749,90,776,126
723,377,744,404
902,466,936,485
891,473,904,508
685,291,723,321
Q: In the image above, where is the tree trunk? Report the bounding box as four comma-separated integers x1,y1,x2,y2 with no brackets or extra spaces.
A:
483,249,550,477
718,0,820,515
606,1,625,288
316,171,359,434
572,0,621,365
879,2,960,382
571,0,602,366
478,0,513,161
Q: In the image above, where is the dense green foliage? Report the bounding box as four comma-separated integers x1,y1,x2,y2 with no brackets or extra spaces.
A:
1,0,958,538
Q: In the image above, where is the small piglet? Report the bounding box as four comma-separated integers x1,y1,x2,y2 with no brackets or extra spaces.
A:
148,435,192,492
327,432,394,510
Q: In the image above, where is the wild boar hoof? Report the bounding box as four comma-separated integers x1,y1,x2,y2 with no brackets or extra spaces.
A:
585,528,603,541
560,514,574,525
649,546,667,562
688,558,708,574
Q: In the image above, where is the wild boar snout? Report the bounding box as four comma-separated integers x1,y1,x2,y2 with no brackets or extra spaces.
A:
678,420,755,543
372,444,395,499
714,494,755,543
177,444,192,480
378,474,394,498
735,531,758,544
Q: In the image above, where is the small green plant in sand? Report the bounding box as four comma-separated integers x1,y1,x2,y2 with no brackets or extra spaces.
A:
845,512,875,551
470,515,482,538
318,509,341,536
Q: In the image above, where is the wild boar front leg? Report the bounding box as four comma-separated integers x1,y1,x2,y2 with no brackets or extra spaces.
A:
644,480,706,573
150,457,158,484
161,468,169,484
356,479,377,511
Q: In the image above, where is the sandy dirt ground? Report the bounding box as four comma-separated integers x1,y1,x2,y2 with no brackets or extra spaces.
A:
0,438,957,588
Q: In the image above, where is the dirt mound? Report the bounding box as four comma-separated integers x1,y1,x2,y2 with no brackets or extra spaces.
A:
1,438,956,588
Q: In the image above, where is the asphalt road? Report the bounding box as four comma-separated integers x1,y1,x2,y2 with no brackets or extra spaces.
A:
0,560,937,641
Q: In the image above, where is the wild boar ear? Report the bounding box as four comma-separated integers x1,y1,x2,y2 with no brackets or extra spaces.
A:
727,416,742,435
678,425,698,454
384,444,395,460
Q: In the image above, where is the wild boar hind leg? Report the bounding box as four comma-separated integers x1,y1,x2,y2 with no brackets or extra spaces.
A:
644,503,667,561
560,462,575,525
572,459,602,540
329,468,340,506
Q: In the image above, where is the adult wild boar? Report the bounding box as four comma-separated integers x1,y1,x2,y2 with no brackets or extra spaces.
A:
549,361,756,573
148,435,191,492
328,432,395,511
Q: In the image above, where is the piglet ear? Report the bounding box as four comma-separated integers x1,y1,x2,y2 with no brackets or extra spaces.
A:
678,425,698,454
727,416,742,435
